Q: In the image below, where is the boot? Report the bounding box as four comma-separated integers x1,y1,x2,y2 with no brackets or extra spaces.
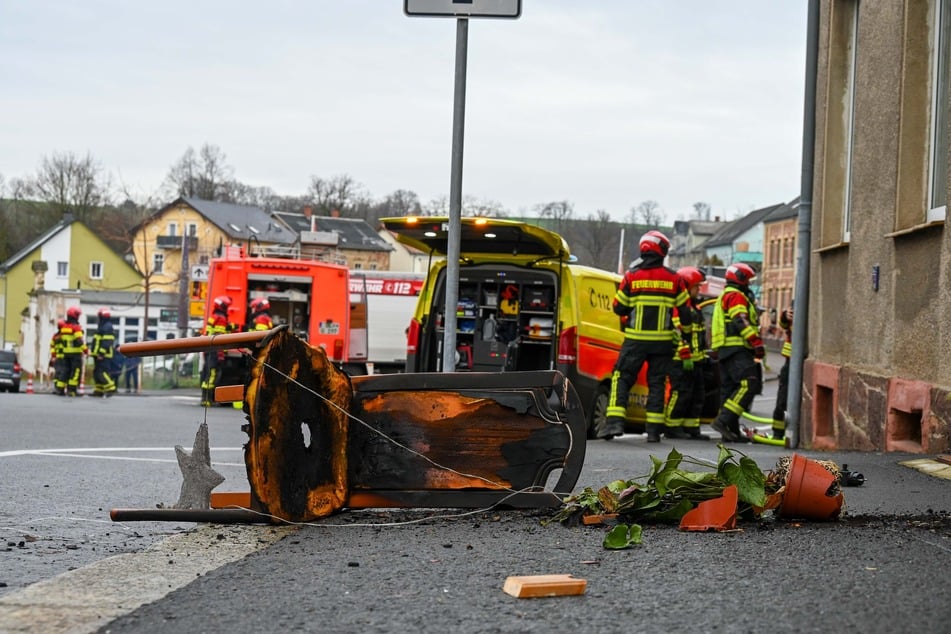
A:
646,423,662,443
772,428,785,440
663,426,690,440
598,417,625,440
711,417,740,442
685,427,709,440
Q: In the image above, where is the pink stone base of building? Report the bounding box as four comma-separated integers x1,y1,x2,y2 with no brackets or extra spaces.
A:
800,360,951,453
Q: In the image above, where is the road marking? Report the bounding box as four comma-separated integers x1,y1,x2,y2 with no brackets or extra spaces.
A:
0,447,244,467
0,524,295,634
900,458,951,480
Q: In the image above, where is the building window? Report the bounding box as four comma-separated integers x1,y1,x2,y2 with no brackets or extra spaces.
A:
353,263,363,270
167,222,178,236
89,261,103,279
187,223,198,237
153,253,164,273
820,0,859,246
897,0,949,229
929,0,950,221
56,261,68,278
199,254,209,265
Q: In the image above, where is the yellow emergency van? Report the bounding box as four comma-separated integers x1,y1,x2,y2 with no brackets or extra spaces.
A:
381,216,651,437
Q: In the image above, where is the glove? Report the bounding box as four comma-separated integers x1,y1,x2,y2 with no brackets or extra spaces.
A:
750,337,765,359
618,314,630,331
682,358,694,372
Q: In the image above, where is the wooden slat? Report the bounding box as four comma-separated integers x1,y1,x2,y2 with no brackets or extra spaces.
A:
210,491,252,509
215,384,246,403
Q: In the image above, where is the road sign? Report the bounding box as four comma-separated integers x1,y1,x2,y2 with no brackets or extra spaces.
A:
190,265,208,282
404,0,521,19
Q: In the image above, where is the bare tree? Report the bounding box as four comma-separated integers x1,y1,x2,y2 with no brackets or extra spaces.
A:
692,201,712,221
536,200,574,235
380,189,422,217
423,196,448,216
165,144,235,201
629,199,664,228
30,151,111,223
463,195,507,218
572,210,620,271
306,174,367,217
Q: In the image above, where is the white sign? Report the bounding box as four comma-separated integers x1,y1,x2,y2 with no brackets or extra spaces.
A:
190,265,208,282
404,0,521,18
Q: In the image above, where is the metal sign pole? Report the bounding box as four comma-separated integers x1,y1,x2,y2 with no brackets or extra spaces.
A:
442,17,468,372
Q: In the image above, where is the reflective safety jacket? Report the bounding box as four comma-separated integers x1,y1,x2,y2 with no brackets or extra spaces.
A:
778,308,793,357
61,320,87,355
676,298,707,361
91,321,116,358
250,313,273,331
613,260,691,343
203,310,230,336
711,286,759,351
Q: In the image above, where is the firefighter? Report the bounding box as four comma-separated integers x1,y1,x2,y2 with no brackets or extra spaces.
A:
710,263,763,443
248,297,274,331
200,295,233,406
49,319,67,395
90,307,117,397
602,230,691,442
61,306,87,397
664,266,709,440
771,304,794,440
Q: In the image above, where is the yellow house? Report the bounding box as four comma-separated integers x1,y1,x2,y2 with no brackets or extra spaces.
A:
130,197,299,315
0,212,142,350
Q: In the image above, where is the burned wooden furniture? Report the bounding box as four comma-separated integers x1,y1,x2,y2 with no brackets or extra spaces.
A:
112,327,586,524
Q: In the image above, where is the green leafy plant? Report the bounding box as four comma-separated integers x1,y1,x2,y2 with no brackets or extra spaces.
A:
549,445,771,533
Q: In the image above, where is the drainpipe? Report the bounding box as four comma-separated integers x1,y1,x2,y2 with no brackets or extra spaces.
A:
787,0,820,449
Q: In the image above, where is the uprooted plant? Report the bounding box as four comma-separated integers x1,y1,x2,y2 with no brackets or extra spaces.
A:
547,445,784,549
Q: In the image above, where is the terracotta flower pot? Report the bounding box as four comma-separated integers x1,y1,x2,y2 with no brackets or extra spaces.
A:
679,484,738,531
778,453,844,521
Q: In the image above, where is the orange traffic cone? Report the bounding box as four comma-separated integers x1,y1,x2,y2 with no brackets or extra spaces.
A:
26,377,34,394
78,377,85,396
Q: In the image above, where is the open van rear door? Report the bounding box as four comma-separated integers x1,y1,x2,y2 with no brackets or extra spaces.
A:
380,216,571,261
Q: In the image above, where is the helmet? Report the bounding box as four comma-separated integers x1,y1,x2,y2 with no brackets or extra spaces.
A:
678,266,706,289
250,297,270,314
725,263,756,286
639,230,670,257
98,307,111,320
213,296,233,311
66,306,82,320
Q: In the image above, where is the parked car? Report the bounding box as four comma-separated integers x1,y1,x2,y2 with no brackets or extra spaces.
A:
0,350,22,393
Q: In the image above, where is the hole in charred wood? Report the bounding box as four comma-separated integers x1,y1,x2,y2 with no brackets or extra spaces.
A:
301,421,312,449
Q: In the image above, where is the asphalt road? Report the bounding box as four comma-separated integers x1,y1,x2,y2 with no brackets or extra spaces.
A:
1,380,949,633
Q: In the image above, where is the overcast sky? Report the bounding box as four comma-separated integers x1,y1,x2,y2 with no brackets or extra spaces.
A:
1,1,808,223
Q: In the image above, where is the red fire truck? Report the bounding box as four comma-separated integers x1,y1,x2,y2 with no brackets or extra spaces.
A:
201,246,422,385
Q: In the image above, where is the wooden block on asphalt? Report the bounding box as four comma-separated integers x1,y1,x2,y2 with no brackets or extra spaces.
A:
503,574,587,598
582,513,617,526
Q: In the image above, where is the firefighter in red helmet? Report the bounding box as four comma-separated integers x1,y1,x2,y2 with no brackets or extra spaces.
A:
248,297,274,331
710,263,762,442
664,266,709,440
200,296,233,406
602,230,692,442
91,307,117,396
61,306,87,396
49,319,68,395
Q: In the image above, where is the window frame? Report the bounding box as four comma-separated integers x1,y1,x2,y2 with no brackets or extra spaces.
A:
89,261,103,280
927,0,950,222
